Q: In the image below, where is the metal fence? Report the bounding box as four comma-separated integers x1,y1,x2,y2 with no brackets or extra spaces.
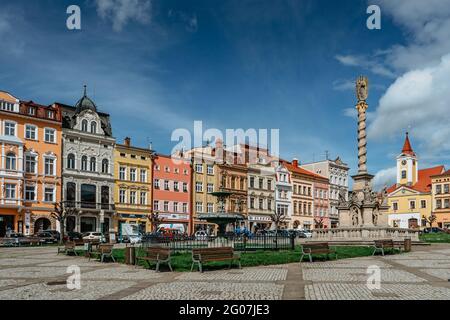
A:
140,234,295,252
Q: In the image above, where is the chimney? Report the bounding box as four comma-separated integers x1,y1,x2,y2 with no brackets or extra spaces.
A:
292,158,299,167
124,137,131,147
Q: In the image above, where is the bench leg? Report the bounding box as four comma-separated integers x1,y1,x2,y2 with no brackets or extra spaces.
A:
111,255,116,263
168,261,173,272
300,254,304,263
199,262,203,273
156,261,160,272
372,248,377,256
191,262,195,272
238,260,242,270
309,254,313,263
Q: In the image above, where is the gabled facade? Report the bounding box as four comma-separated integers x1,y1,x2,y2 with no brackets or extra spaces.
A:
57,87,116,237
386,133,445,229
0,91,62,236
114,137,153,236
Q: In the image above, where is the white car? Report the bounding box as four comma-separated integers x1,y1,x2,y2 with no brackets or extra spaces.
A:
82,232,105,242
195,230,208,240
302,230,313,238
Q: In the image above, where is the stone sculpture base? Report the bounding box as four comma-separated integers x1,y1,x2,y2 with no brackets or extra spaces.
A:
311,227,420,245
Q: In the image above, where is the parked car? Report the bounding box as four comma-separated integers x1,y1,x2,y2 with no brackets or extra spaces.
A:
299,229,313,238
82,232,106,243
296,230,308,238
63,231,83,242
43,230,61,240
194,230,208,241
35,232,59,244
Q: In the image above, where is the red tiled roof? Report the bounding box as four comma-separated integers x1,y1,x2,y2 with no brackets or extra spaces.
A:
388,165,445,194
281,160,328,182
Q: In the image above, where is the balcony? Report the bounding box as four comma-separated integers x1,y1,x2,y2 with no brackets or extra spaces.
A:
63,201,115,211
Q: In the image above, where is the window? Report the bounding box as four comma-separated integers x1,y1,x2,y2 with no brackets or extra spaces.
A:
25,125,37,140
268,199,272,210
119,167,126,180
174,202,179,212
130,168,136,181
119,190,126,203
130,191,136,204
81,120,88,132
259,198,264,209
445,199,450,209
445,184,449,194
154,165,160,171
195,164,203,173
90,121,97,134
164,166,170,173
195,182,203,192
25,185,36,201
207,165,214,175
140,169,147,182
101,186,109,208
90,157,96,172
153,200,159,211
44,187,55,202
4,121,15,136
81,156,88,171
174,168,179,174
410,201,416,210
250,177,255,188
66,183,76,204
25,154,37,173
163,201,169,212
267,180,272,190
182,203,188,213
250,198,255,209
183,169,188,175
183,182,188,192
5,184,16,199
436,185,442,194
259,178,264,189
44,128,56,143
101,159,109,174
27,106,36,115
174,182,179,192
46,110,54,119
207,183,214,193
81,184,96,208
207,203,214,213
196,202,203,213
154,179,160,189
140,192,147,205
401,170,407,179
5,152,16,170
436,199,442,209
421,200,427,209
164,180,170,190
67,154,76,169
44,158,55,176
1,101,14,111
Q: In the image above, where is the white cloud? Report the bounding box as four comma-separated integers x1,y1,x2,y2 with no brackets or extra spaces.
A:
95,0,152,32
373,166,397,192
335,54,396,78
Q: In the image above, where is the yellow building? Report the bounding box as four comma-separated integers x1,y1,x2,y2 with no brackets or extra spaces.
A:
386,133,445,229
114,137,153,236
431,170,450,229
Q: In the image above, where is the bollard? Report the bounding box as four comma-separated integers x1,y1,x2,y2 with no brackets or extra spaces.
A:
125,245,136,265
404,237,412,252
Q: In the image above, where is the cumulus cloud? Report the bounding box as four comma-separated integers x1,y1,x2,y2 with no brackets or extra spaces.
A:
95,0,152,32
373,166,397,192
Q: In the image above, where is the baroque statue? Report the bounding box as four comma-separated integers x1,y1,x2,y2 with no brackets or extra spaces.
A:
356,76,368,102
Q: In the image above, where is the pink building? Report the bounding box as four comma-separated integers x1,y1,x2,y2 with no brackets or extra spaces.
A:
313,176,330,229
152,154,192,234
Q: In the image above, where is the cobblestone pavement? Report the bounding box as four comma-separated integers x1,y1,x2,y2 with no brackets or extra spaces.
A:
1,244,450,300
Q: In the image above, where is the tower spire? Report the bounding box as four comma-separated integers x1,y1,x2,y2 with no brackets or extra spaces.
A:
401,132,415,156
83,85,87,97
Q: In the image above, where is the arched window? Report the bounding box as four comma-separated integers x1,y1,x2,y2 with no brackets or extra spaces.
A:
102,159,109,174
6,152,16,170
81,119,88,132
90,121,97,134
90,157,96,172
67,154,76,169
81,156,88,171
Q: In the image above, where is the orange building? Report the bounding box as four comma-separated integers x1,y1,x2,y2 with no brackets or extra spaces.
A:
0,91,62,236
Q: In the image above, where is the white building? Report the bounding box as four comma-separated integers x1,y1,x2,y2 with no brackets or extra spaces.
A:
275,163,293,228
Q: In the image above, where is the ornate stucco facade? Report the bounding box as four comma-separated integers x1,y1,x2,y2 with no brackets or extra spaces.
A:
275,163,292,229
57,88,116,236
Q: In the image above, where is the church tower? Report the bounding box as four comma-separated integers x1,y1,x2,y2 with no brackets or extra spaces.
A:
396,132,418,186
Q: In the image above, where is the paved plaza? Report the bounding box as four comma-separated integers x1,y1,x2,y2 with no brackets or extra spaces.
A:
1,244,450,300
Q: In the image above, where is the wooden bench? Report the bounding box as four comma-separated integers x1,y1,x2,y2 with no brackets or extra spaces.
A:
372,239,403,256
300,242,337,263
57,242,78,256
88,244,115,262
136,246,173,272
191,247,241,273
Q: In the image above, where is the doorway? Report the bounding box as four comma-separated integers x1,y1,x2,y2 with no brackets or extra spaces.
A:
34,218,51,233
0,215,15,237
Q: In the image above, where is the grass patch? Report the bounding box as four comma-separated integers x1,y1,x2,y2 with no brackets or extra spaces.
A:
420,233,450,243
73,245,394,272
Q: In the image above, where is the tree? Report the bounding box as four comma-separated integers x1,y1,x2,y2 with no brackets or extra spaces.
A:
422,214,436,229
51,202,78,244
271,208,286,231
314,217,326,229
148,212,162,233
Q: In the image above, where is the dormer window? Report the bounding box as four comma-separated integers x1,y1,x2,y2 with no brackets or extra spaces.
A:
46,110,54,119
27,106,36,116
91,121,97,134
81,119,88,132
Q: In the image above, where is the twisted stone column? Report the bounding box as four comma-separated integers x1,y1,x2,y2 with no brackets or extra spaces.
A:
356,102,368,174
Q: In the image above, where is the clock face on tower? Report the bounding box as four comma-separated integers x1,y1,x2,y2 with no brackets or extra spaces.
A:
402,160,407,165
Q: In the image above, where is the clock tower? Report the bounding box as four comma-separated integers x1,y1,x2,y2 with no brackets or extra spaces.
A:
397,132,418,186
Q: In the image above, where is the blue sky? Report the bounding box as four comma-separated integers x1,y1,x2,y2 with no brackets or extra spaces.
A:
1,0,450,190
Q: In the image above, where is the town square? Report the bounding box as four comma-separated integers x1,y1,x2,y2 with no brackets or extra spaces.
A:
1,0,450,306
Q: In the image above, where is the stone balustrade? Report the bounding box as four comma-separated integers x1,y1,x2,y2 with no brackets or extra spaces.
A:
312,227,420,242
